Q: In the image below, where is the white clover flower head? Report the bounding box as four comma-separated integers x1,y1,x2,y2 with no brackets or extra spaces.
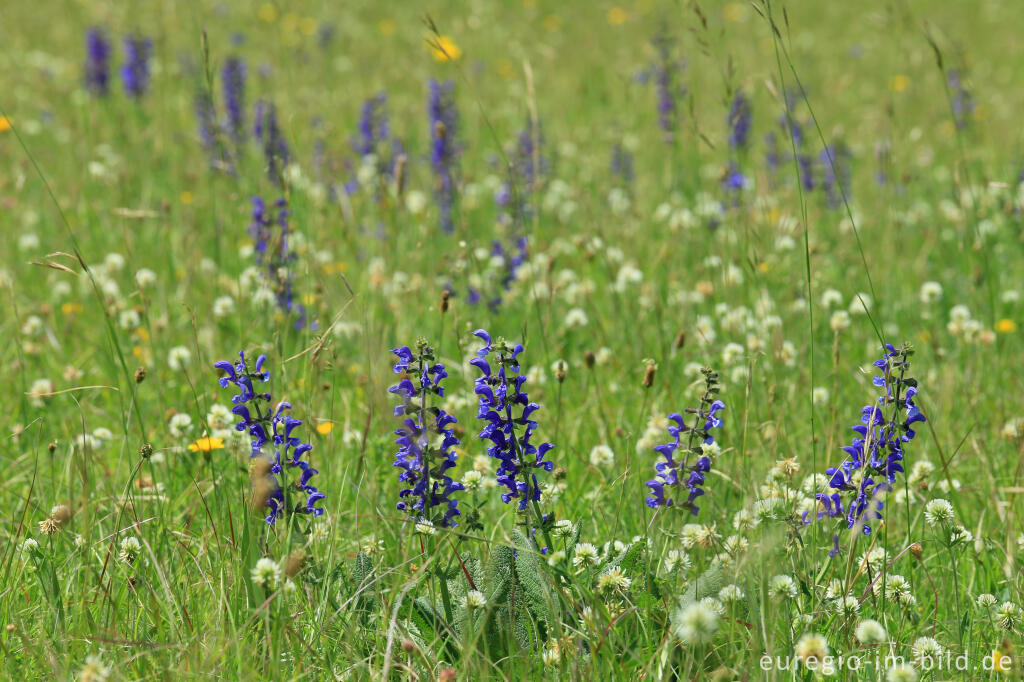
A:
663,549,691,575
995,601,1022,631
28,378,53,407
835,596,860,618
213,296,236,318
572,542,600,569
886,664,918,682
859,546,890,573
911,636,943,666
135,268,157,288
463,590,487,610
701,441,722,459
718,584,744,603
167,345,191,371
768,574,798,601
414,519,437,536
251,557,282,590
20,537,39,554
829,310,851,332
732,508,758,531
596,566,631,594
564,308,588,328
168,412,194,438
460,469,483,491
671,601,719,645
820,289,843,308
976,593,998,609
74,534,86,549
552,519,575,539
589,444,615,468
920,281,943,303
119,536,142,564
924,498,955,526
794,632,829,666
699,597,725,616
79,654,112,682
541,642,561,667
812,387,830,405
854,618,887,644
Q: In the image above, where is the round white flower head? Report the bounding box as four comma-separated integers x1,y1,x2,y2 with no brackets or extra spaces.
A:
167,345,192,371
768,575,798,601
886,664,918,682
794,632,829,666
976,593,998,609
834,596,860,619
732,508,758,531
564,308,588,328
663,549,691,575
460,469,483,491
830,310,851,332
552,519,575,539
911,636,943,666
572,543,600,569
463,590,487,610
854,618,887,644
135,268,157,288
541,642,560,667
168,413,193,438
924,498,955,526
671,601,719,645
920,281,943,304
78,654,112,682
119,536,142,564
718,584,745,603
213,296,236,318
414,519,437,536
699,597,725,616
20,537,39,554
251,557,282,590
995,601,1022,630
589,444,615,468
596,566,632,594
820,289,843,308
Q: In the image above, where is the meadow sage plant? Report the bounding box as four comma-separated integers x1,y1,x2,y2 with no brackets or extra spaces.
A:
645,367,725,515
388,340,465,529
815,343,925,535
214,351,325,524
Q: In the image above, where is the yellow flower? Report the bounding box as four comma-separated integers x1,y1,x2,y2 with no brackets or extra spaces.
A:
0,116,11,133
889,75,910,92
378,18,396,36
991,649,1011,673
258,3,278,23
188,437,225,453
315,422,333,435
607,7,628,25
429,35,462,62
179,191,194,205
995,318,1017,334
61,302,84,315
723,3,747,22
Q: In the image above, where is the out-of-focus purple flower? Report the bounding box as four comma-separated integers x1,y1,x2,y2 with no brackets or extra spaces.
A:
645,368,724,514
471,330,555,511
213,351,324,523
248,196,315,330
611,142,635,185
947,68,974,130
388,341,464,528
120,35,152,97
354,91,389,157
814,344,924,536
647,31,687,143
428,79,460,232
254,100,290,184
497,119,547,227
194,88,222,166
875,141,891,186
820,142,852,209
84,28,111,95
727,88,752,152
222,57,246,146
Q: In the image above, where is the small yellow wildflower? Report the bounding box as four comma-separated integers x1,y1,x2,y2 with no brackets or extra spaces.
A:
991,649,1011,673
429,36,462,62
258,3,278,23
180,191,194,205
61,302,84,315
996,318,1017,334
607,7,628,25
188,437,225,453
378,19,396,36
889,75,910,92
0,116,11,132
315,422,333,435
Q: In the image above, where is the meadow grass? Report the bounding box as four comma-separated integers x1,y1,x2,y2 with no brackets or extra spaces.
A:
1,1,1023,680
